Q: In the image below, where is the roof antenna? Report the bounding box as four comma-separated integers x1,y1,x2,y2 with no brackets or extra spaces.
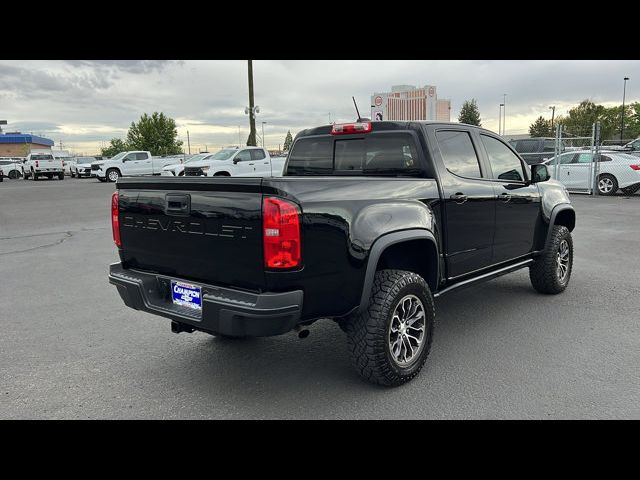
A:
352,96,362,122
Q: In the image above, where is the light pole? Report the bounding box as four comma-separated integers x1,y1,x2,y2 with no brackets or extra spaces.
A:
499,104,504,135
502,93,507,135
186,130,191,155
621,77,630,143
549,106,555,134
261,121,267,148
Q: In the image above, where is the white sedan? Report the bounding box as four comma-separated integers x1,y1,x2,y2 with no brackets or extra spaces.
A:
161,153,210,176
544,151,640,195
0,158,24,179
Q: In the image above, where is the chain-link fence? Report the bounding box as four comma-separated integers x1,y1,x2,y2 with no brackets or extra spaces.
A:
547,123,640,196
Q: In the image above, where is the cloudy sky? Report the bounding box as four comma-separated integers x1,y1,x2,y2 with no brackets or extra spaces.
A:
0,60,638,155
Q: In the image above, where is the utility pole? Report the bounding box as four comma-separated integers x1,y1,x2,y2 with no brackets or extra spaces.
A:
186,130,191,154
502,94,507,135
246,60,257,146
499,104,503,135
621,77,630,143
261,121,267,148
238,126,241,147
549,106,556,133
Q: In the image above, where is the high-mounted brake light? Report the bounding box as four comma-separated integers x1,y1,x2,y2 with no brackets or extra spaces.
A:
111,191,121,248
263,197,301,268
331,122,372,135
630,164,640,171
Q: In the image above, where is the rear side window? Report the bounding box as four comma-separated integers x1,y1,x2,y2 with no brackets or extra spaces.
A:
543,140,556,152
599,155,612,162
250,149,266,160
135,153,148,160
435,130,482,178
515,139,539,153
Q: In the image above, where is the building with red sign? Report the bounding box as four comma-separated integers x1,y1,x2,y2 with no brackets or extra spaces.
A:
371,85,451,122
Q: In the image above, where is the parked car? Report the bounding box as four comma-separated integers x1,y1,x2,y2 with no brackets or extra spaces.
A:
71,156,99,178
108,120,576,386
161,153,212,176
508,137,557,165
92,151,183,182
0,157,23,179
22,151,64,180
183,146,284,177
543,150,640,195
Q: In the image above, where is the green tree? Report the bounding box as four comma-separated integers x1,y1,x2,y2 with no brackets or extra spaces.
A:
283,130,293,151
529,116,553,137
100,138,129,157
458,99,482,126
126,112,183,156
556,100,605,137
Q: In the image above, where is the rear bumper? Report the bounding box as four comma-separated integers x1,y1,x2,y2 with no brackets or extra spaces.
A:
108,262,303,337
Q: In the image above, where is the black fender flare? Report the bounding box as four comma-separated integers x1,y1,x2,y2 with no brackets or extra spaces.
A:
545,203,575,249
358,229,438,313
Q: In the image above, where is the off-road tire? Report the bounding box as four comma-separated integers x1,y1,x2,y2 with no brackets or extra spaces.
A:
529,225,573,294
345,269,435,387
597,174,618,196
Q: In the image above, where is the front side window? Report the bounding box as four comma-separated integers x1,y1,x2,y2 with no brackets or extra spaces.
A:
575,153,593,163
123,153,136,161
435,130,482,178
480,134,525,182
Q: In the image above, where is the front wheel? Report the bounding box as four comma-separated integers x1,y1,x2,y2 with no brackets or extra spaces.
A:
529,225,573,294
9,170,19,179
106,169,121,183
345,269,435,387
32,171,39,181
597,174,618,196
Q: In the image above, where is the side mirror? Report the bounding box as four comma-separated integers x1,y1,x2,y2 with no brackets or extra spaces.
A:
531,164,550,183
233,158,239,164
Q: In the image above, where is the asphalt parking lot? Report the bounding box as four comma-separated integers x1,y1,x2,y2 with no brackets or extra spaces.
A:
1,177,639,419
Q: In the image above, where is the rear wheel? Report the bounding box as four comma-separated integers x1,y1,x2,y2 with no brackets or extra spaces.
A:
346,269,435,387
597,174,618,196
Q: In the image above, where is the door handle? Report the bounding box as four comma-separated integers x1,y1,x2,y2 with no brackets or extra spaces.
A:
500,193,512,202
248,163,255,166
450,193,468,203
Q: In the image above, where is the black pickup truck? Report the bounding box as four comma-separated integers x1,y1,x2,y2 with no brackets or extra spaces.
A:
109,121,576,386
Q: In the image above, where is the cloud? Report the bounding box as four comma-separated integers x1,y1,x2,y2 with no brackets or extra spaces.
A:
1,60,638,154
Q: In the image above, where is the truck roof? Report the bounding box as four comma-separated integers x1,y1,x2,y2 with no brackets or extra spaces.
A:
297,121,498,138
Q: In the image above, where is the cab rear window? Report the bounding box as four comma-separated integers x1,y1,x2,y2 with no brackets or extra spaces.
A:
286,133,421,176
31,154,53,160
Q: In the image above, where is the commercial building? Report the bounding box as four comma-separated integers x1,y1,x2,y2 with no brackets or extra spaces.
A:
0,133,54,157
371,85,451,122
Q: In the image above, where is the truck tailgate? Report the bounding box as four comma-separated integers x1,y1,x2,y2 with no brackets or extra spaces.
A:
117,177,265,291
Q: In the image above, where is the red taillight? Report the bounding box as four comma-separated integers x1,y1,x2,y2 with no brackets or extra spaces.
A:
331,122,372,135
630,164,640,171
111,191,121,248
263,197,301,269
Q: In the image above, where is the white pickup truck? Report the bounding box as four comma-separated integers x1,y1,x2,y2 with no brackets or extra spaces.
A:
92,151,187,182
22,150,65,181
182,147,286,177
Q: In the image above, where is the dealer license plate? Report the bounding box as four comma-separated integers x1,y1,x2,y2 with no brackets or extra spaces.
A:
171,280,202,311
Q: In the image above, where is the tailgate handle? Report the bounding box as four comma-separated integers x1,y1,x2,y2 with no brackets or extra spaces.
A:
165,194,191,216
